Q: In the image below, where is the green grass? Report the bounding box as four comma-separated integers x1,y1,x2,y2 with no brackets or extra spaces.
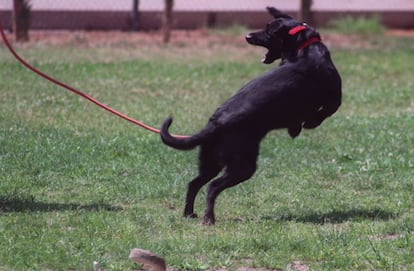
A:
1,31,414,270
328,15,385,35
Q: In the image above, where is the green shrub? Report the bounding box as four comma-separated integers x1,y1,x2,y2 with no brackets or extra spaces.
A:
328,15,385,34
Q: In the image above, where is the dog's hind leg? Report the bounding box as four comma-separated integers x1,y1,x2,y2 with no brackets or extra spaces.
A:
184,147,223,219
202,160,257,225
184,170,220,218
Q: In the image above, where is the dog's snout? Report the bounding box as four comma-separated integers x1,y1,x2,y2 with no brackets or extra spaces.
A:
245,33,253,42
245,33,257,45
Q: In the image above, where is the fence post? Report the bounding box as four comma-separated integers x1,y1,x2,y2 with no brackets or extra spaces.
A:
131,0,139,31
299,0,313,24
12,0,31,42
162,0,174,43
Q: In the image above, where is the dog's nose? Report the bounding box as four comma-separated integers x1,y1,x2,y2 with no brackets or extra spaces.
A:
245,34,254,43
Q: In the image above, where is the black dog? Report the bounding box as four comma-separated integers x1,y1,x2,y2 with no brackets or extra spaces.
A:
160,7,342,225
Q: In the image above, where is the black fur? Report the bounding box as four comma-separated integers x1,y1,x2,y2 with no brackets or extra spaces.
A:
160,7,342,225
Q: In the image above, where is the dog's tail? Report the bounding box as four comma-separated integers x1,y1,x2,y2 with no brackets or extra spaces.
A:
160,117,213,150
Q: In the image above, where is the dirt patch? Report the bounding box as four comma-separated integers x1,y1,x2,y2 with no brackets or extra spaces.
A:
5,29,412,49
166,261,309,271
4,29,245,48
286,261,309,271
205,261,309,271
369,232,405,241
386,29,414,37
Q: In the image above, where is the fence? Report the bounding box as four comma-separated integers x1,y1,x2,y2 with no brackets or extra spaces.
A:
0,0,288,31
1,0,414,31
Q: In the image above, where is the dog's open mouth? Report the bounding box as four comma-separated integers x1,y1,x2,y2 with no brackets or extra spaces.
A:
262,51,277,64
254,48,281,64
245,33,281,64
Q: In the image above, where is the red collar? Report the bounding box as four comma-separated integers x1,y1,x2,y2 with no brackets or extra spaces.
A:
288,25,307,35
288,25,321,52
297,36,321,51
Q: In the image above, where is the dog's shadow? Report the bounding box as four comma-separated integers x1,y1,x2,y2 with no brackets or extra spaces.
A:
0,195,122,213
259,208,397,224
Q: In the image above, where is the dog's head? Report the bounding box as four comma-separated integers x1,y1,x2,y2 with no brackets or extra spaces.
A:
246,7,320,64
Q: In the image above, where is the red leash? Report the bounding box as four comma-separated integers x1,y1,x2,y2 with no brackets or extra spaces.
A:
0,23,188,138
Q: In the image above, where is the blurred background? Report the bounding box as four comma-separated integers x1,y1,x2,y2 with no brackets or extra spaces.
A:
1,0,414,42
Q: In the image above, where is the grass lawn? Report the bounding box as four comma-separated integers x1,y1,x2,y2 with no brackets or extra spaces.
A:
1,29,414,270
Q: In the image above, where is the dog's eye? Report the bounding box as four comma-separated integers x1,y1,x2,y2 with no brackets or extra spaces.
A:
264,26,273,39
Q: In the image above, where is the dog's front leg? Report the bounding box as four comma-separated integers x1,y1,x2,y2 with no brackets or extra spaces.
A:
302,109,326,129
303,101,340,129
288,124,302,138
304,92,342,129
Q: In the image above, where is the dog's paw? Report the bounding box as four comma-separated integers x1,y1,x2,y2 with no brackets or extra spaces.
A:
303,119,322,129
202,215,216,226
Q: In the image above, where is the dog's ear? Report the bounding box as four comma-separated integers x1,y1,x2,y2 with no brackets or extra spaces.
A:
266,7,293,19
